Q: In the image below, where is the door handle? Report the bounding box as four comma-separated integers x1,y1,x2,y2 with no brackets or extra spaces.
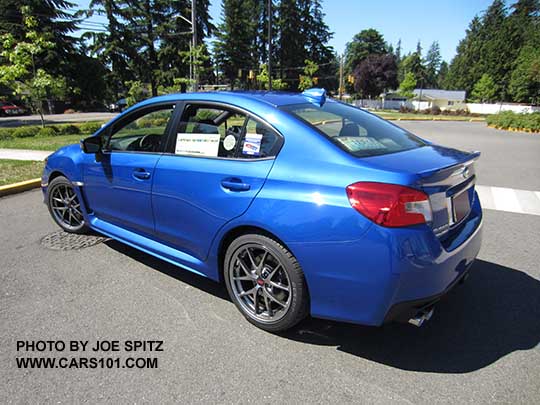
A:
221,178,251,191
132,168,151,180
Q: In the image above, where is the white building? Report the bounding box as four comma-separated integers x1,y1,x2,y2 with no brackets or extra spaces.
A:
412,89,467,111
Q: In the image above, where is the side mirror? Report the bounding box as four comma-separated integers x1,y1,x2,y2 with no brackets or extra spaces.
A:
81,136,102,154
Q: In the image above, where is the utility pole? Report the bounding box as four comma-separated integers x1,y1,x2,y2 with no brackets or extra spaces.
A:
192,0,198,92
339,54,344,100
267,0,272,91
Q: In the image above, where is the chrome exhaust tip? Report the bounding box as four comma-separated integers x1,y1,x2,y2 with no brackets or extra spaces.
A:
408,307,434,327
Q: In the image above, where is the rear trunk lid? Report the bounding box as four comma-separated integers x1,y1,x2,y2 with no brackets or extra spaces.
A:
362,145,480,238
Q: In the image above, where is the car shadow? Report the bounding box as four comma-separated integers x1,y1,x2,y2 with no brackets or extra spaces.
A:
282,259,540,373
103,239,230,301
100,241,540,374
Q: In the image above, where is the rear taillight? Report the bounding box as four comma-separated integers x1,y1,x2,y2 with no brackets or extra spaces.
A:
346,182,432,227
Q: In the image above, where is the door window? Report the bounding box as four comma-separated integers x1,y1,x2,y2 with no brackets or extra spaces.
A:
174,104,281,159
174,105,246,158
238,118,281,159
107,105,174,153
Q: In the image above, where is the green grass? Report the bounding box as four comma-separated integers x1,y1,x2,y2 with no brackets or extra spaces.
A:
0,159,44,186
372,111,485,121
0,134,82,151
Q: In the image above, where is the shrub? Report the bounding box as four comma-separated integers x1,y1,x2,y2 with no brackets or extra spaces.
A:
36,126,58,138
79,121,103,134
136,118,154,128
421,108,432,115
431,105,441,115
486,111,540,132
63,109,77,114
399,105,413,114
0,127,14,141
11,126,40,138
55,124,80,135
151,117,168,127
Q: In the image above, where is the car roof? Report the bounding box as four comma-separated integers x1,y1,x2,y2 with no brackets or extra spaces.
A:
133,90,323,109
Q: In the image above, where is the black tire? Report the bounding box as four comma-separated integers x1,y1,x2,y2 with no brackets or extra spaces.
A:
47,175,89,234
224,233,309,332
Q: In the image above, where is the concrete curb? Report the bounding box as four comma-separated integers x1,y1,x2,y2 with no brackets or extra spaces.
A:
0,178,41,197
487,124,539,134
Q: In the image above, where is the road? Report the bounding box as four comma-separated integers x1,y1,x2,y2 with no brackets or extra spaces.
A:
0,112,118,127
1,121,539,404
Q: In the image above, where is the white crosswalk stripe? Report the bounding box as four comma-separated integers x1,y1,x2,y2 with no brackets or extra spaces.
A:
475,185,540,216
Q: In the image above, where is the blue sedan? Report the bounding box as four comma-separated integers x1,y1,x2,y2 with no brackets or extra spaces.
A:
41,89,482,332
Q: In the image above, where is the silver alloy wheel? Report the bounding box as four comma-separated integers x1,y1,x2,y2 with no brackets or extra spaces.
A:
50,184,85,231
229,243,292,323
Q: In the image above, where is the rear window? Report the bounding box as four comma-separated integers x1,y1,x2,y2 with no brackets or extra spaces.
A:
281,102,426,157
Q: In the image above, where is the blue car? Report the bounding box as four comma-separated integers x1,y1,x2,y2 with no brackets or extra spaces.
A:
42,89,482,332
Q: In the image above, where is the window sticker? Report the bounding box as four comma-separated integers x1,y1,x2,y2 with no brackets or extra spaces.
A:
335,136,385,151
242,133,262,156
175,133,220,157
223,134,236,151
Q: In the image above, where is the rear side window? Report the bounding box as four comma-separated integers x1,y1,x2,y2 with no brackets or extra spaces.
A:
174,104,281,159
281,102,426,157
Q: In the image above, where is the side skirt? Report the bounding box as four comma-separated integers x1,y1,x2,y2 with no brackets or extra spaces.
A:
88,216,216,281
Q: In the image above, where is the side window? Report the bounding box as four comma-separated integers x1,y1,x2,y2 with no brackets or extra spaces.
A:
239,118,281,159
108,105,174,153
175,105,247,158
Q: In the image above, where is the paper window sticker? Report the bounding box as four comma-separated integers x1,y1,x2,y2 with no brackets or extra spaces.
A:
242,133,263,156
175,133,220,157
223,134,237,151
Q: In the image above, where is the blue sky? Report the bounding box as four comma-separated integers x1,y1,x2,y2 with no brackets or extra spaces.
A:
76,0,505,63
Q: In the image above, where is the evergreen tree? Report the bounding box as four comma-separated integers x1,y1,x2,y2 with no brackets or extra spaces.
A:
0,0,77,62
277,0,305,86
214,0,259,89
509,42,540,104
471,73,498,102
477,0,512,100
400,51,426,87
437,61,449,89
90,0,214,96
299,0,334,90
446,16,484,96
445,0,539,101
425,41,441,88
344,29,387,75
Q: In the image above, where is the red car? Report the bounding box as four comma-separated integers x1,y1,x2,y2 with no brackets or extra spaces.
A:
0,102,26,117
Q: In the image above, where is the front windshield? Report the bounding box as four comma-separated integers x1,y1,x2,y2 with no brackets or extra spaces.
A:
281,101,426,157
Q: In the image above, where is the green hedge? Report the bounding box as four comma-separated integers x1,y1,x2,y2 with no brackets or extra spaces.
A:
486,111,540,133
0,121,105,141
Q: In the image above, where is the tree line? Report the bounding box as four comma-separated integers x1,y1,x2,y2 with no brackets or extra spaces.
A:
0,0,538,115
345,0,540,104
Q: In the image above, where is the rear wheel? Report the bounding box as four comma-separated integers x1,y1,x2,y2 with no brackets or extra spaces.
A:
47,176,89,234
224,234,309,332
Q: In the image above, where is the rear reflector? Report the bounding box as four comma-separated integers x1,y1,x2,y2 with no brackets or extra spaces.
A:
346,182,432,227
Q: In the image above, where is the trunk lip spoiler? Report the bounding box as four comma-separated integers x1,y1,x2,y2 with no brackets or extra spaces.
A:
417,150,481,181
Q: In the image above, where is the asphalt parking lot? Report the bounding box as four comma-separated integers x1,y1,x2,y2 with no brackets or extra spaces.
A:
1,121,539,404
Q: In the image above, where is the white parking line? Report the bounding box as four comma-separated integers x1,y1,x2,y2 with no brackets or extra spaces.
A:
476,185,540,216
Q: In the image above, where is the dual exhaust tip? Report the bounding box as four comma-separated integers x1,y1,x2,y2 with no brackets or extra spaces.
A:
408,307,434,327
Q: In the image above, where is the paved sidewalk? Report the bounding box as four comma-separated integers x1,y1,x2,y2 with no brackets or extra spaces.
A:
0,149,50,161
0,112,117,127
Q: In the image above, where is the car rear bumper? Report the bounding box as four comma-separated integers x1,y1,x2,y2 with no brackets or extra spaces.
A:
290,193,483,326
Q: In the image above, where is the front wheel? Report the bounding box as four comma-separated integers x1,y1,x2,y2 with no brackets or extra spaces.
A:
224,234,309,332
47,176,89,234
